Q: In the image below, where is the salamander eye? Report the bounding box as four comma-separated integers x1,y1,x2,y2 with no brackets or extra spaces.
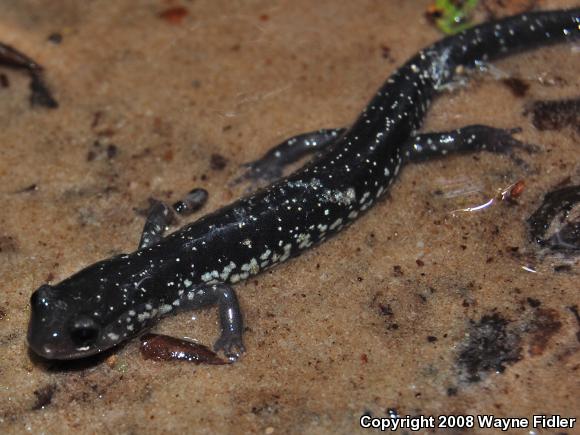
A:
69,315,100,347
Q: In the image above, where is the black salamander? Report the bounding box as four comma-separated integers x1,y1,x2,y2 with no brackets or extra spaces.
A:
27,9,580,361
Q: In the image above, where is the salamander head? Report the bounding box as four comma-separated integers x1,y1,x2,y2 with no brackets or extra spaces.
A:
27,257,148,360
28,283,105,359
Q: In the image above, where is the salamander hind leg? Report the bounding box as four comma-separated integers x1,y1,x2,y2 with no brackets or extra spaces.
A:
179,283,245,362
234,128,346,185
403,125,538,166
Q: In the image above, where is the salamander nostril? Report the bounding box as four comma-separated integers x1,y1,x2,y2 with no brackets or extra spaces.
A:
70,315,100,346
30,284,55,308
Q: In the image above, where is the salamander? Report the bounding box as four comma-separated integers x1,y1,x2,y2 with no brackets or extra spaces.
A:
27,9,580,361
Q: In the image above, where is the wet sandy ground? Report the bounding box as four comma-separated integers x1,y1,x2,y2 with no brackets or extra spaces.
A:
1,0,579,434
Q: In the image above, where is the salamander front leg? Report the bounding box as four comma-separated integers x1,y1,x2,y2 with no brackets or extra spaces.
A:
403,125,537,165
0,42,58,108
138,189,208,249
180,283,245,361
139,200,175,249
235,128,346,184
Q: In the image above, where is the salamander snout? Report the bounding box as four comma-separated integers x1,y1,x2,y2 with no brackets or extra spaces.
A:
30,284,56,305
28,284,67,359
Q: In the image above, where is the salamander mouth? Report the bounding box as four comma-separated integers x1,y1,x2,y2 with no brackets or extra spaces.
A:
28,341,105,360
26,325,105,360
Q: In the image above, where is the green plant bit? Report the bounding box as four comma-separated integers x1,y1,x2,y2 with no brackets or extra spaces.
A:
428,0,479,35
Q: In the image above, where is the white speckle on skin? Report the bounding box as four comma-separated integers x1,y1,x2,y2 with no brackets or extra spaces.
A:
242,238,252,248
137,312,151,322
279,243,292,262
241,258,260,274
361,200,374,211
329,218,343,230
201,270,219,282
297,233,313,249
220,261,237,281
321,187,357,206
159,304,173,315
360,191,370,204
